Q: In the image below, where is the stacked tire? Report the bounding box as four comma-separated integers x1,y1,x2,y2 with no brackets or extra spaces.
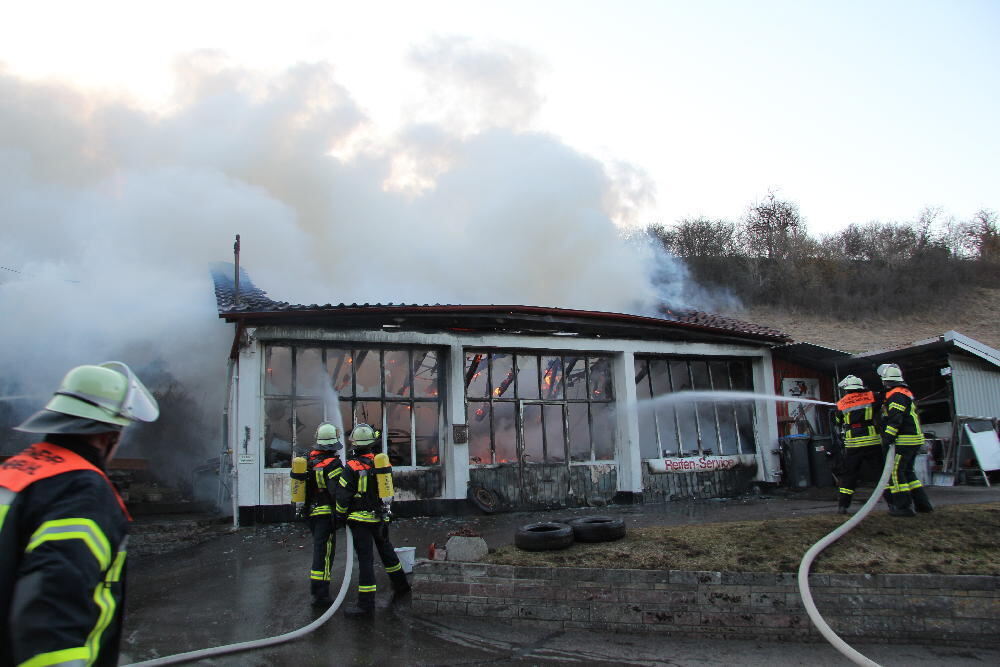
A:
514,516,626,551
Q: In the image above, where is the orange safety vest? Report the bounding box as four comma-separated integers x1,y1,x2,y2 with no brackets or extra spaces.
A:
836,391,875,412
0,442,131,520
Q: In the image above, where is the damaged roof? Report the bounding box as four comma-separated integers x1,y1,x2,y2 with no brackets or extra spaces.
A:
210,263,790,344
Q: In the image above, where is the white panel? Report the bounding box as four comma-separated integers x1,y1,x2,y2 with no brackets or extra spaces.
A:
443,343,469,499
950,355,1000,420
235,339,262,507
612,351,642,493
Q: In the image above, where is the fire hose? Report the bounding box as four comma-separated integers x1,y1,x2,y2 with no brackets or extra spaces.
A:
797,443,895,667
123,526,354,667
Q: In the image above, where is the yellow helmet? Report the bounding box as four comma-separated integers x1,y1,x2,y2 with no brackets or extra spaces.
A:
15,362,159,434
349,423,380,449
315,422,342,451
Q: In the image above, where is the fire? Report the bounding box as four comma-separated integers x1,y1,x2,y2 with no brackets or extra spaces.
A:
493,387,501,397
429,455,439,464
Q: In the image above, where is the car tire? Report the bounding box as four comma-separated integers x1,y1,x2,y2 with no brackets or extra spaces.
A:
567,516,626,543
514,522,574,551
468,486,501,514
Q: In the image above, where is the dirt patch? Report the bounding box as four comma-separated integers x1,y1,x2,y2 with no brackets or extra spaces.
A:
484,503,1000,575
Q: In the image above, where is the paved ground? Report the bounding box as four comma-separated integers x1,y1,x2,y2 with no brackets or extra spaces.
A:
121,486,1000,666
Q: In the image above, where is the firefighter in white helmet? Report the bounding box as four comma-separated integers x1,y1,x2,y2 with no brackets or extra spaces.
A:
289,422,344,607
334,423,410,617
833,375,883,515
877,363,932,516
1,362,159,667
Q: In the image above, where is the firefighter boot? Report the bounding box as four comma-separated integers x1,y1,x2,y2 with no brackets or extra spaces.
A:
887,490,916,518
310,580,332,607
836,493,851,515
911,486,934,513
344,592,375,618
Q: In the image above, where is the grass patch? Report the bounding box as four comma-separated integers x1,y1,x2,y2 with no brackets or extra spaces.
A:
485,503,1000,575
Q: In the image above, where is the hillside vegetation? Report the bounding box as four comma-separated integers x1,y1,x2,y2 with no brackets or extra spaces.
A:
650,196,1000,352
731,286,1000,353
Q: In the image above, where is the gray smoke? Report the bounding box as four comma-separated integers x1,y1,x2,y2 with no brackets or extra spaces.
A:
0,42,719,478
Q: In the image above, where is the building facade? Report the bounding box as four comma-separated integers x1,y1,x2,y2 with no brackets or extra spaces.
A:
214,266,791,522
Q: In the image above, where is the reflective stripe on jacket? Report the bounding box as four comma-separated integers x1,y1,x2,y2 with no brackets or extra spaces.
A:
881,386,925,446
305,452,342,518
836,391,881,447
335,454,381,523
1,440,129,667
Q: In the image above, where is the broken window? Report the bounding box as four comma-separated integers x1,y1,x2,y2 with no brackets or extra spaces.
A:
262,344,443,468
465,350,616,465
264,346,292,396
383,349,411,398
634,356,758,458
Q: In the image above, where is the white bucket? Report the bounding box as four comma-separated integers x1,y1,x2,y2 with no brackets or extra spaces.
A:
395,546,416,574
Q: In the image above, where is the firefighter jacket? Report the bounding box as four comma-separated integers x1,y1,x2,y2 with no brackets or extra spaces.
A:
835,391,881,447
1,438,129,667
334,453,382,523
301,450,342,519
881,386,925,447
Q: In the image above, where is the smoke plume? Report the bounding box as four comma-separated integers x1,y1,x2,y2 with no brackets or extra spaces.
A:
0,41,719,482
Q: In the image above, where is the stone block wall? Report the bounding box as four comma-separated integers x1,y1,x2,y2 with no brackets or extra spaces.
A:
411,561,999,647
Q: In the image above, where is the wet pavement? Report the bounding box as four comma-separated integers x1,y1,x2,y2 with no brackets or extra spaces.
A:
122,486,1000,666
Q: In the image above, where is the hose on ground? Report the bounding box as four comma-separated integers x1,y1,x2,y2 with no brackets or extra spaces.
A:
124,526,354,666
797,444,895,667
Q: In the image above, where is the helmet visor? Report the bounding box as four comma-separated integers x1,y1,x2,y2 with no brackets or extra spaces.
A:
100,361,160,422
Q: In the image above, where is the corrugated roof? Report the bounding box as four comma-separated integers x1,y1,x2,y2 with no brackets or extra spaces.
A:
210,263,790,343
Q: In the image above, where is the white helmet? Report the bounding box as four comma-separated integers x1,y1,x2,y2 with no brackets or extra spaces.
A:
877,363,904,383
837,375,865,392
314,422,341,451
349,423,379,449
15,362,159,434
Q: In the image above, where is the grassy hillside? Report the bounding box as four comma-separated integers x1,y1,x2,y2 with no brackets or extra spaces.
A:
727,286,1000,354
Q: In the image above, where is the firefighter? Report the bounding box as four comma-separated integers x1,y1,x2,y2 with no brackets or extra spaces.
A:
335,423,410,618
878,363,933,517
290,422,344,607
833,375,883,515
1,362,159,667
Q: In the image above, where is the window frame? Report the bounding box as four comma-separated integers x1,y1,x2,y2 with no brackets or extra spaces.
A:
465,349,616,466
261,343,444,469
634,355,758,458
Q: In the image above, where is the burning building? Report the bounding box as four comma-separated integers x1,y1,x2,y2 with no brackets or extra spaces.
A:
213,263,793,523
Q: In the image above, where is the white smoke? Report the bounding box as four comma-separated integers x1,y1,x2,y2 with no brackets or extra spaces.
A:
0,41,718,463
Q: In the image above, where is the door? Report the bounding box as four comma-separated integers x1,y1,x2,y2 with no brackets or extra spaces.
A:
518,400,569,506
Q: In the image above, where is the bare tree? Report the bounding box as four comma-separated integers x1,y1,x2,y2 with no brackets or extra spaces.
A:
740,191,804,260
654,217,737,257
967,208,999,261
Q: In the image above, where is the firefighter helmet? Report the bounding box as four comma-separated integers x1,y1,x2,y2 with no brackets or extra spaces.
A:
315,422,342,451
837,375,865,392
349,423,380,449
15,362,159,434
876,363,904,384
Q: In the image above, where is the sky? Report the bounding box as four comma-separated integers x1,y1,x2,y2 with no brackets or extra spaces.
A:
2,0,997,235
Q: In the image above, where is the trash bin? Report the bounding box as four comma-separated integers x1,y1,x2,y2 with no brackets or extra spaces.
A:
780,435,811,489
810,436,836,488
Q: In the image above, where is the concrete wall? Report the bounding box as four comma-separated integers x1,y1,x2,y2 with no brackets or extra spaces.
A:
412,561,999,647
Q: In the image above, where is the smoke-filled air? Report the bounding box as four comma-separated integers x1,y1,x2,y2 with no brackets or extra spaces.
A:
0,41,727,473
